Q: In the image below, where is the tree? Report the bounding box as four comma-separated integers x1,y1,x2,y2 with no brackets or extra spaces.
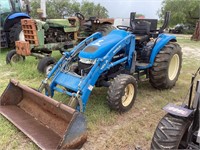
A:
80,1,108,18
29,0,108,19
29,0,40,18
47,0,80,18
191,21,200,41
158,0,200,26
29,0,80,19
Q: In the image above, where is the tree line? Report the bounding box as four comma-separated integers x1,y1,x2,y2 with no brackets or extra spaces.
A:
159,0,200,26
29,0,109,19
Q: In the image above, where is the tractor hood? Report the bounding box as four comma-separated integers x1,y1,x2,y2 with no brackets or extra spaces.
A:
79,30,129,60
46,18,80,32
46,19,72,28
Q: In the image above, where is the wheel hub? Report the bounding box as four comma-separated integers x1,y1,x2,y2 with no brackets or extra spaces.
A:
122,84,134,107
11,54,24,63
45,65,53,75
168,54,180,80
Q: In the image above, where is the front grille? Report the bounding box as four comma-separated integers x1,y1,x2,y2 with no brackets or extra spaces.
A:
21,19,39,46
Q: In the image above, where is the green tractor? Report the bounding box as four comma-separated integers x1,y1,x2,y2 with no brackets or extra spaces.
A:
0,0,30,48
6,13,115,74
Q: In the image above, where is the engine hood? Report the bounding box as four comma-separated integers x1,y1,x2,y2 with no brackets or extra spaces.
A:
78,30,129,59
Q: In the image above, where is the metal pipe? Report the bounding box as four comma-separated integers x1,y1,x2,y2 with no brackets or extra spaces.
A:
40,0,46,19
30,53,46,59
188,75,195,108
108,57,128,69
188,67,200,108
53,86,76,97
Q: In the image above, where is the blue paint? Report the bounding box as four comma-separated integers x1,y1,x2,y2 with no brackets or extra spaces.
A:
136,33,176,70
149,33,176,64
79,30,129,59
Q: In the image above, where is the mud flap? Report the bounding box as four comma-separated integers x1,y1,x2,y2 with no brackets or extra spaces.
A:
163,103,193,117
0,79,87,149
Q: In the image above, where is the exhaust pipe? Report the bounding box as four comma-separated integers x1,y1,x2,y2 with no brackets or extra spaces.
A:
0,79,87,149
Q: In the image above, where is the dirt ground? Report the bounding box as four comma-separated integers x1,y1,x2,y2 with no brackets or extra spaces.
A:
81,36,200,150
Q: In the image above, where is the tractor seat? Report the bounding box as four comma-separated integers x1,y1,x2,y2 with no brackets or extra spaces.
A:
132,21,151,42
79,30,129,59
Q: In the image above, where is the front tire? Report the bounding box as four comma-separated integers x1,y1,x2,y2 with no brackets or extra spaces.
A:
6,49,25,64
107,74,137,112
151,114,191,149
149,42,182,89
37,57,56,75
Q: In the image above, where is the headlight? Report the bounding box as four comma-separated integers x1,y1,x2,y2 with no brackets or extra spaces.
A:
79,58,96,64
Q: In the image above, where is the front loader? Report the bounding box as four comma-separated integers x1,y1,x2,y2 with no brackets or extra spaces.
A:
0,79,87,149
0,12,182,149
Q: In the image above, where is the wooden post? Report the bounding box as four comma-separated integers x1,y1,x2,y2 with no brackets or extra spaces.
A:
191,20,200,41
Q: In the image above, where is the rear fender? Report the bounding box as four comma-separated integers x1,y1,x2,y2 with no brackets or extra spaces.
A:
149,34,176,66
4,12,30,31
163,103,193,118
8,12,30,20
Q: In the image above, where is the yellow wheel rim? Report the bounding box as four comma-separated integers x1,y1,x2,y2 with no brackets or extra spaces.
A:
121,84,134,107
168,54,180,80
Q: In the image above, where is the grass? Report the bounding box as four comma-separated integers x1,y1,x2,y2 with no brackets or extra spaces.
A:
0,35,199,149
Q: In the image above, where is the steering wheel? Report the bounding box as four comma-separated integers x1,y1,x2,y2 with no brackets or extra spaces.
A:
117,25,132,31
75,12,85,21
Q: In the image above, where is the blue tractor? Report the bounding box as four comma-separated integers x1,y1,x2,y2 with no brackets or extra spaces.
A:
0,12,182,149
38,12,182,112
0,0,30,48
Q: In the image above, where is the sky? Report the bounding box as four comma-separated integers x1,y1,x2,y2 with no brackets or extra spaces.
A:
78,0,163,19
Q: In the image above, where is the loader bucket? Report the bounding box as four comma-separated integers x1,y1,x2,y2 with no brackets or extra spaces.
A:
0,79,87,149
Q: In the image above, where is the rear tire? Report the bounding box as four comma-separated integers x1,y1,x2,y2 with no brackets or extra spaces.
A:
151,114,191,149
149,42,182,89
37,57,56,75
107,74,137,112
6,49,25,64
97,24,116,36
9,22,25,48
